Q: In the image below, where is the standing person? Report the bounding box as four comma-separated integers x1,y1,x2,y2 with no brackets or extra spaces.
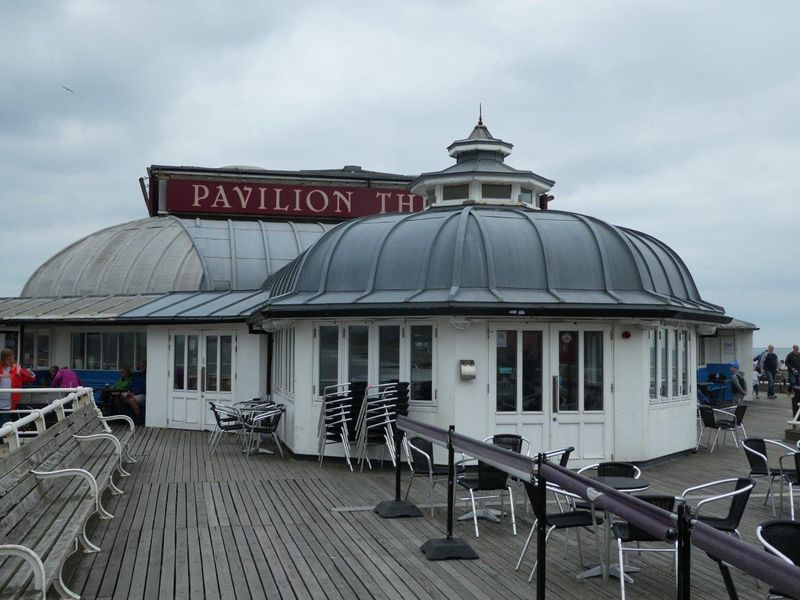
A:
729,360,747,404
0,348,36,427
752,368,761,399
785,345,800,391
763,345,780,399
50,365,82,388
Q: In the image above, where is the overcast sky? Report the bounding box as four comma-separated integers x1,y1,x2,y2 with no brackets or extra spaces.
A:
1,0,798,348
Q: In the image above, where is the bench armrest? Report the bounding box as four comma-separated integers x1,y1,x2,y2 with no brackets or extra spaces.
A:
99,415,135,433
31,468,113,520
0,544,45,595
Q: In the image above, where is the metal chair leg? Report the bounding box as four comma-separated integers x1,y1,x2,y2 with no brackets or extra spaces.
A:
469,490,479,538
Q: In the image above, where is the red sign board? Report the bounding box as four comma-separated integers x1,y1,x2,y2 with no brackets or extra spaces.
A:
165,179,424,219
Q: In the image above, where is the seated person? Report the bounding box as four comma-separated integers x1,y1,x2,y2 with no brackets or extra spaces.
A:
99,367,133,413
50,365,82,388
123,361,146,421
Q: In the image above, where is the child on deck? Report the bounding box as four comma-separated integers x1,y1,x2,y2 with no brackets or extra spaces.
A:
752,368,761,399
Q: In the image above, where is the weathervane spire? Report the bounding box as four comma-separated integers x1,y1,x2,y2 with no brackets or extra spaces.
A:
478,103,483,126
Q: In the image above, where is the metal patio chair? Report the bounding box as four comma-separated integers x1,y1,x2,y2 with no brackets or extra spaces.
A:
743,438,796,516
696,406,739,452
715,404,748,441
757,520,800,599
577,461,642,479
208,402,245,455
612,494,677,600
680,477,755,539
457,457,517,538
516,483,603,583
404,436,450,517
778,450,800,520
244,404,286,458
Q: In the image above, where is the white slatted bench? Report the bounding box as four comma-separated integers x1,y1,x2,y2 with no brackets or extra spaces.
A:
0,390,136,599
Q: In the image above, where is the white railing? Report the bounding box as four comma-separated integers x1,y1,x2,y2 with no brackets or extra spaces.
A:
0,387,95,452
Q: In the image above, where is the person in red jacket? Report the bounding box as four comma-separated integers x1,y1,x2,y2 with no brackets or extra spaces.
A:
0,347,36,426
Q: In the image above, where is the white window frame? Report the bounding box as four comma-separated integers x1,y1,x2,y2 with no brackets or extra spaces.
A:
21,328,52,369
312,319,437,405
649,326,691,404
69,328,147,371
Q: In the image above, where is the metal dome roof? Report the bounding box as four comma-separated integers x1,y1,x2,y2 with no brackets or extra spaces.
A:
262,205,727,321
22,216,335,297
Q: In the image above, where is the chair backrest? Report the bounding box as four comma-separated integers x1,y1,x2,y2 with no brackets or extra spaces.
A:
408,437,434,474
477,459,510,490
625,495,676,542
758,520,800,567
733,404,747,426
743,438,769,475
546,446,574,467
724,477,755,526
699,406,717,428
597,462,638,478
492,434,523,454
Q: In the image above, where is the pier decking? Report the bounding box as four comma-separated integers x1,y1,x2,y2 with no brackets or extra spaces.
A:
67,398,797,599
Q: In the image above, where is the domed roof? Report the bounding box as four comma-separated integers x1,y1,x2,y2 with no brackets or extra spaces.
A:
263,205,727,321
23,216,335,297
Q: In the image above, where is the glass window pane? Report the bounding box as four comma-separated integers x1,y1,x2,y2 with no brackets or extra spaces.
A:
71,333,85,369
220,335,232,392
659,329,668,397
649,331,657,399
584,331,604,411
558,331,579,411
120,333,136,372
671,330,678,396
482,183,511,199
410,326,433,401
187,335,198,391
348,326,369,384
318,326,339,396
36,334,50,368
22,331,34,369
86,333,101,370
496,330,517,412
206,336,218,392
102,332,118,371
173,335,185,390
522,331,542,411
136,332,147,364
443,184,469,201
379,326,400,384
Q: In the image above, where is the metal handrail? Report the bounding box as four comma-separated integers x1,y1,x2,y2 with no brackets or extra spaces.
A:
0,387,94,451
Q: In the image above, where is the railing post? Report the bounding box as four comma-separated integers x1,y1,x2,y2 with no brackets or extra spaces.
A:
420,424,478,560
446,425,455,539
676,503,692,600
374,426,422,518
534,454,547,600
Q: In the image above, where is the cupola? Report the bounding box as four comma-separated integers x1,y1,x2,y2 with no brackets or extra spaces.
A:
410,114,556,209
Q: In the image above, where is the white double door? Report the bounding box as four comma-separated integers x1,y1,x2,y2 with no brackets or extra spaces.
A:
169,330,235,430
489,323,612,462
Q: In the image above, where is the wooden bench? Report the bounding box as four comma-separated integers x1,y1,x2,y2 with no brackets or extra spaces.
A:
0,390,136,599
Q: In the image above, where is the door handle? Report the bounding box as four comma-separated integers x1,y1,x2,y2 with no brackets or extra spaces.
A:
552,375,559,415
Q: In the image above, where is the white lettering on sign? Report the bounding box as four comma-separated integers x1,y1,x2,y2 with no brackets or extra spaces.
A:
397,193,415,212
232,186,252,208
192,184,210,207
305,189,329,213
333,191,352,213
274,188,288,211
168,179,423,218
212,186,231,208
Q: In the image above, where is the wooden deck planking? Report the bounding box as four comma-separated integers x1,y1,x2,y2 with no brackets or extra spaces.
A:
62,397,799,599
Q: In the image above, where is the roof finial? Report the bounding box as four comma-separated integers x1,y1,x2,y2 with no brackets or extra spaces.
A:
478,103,483,126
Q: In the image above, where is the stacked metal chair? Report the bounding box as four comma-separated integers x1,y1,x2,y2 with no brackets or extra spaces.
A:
354,383,400,470
317,383,358,470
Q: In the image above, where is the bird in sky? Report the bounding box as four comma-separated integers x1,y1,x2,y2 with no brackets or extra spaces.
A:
61,85,74,93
